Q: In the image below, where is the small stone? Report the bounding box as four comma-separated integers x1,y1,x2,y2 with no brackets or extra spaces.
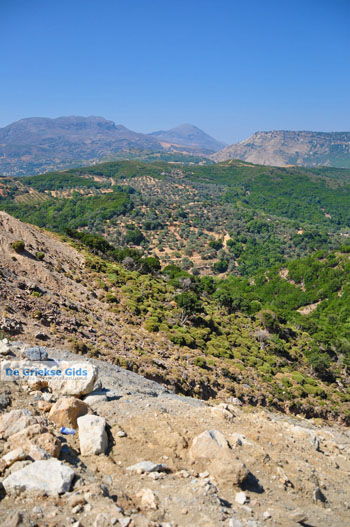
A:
137,488,159,510
289,509,308,523
117,430,127,437
119,519,131,527
263,510,272,520
228,518,243,527
235,491,248,505
84,393,108,405
25,346,48,361
0,392,11,410
77,414,108,455
68,494,87,508
49,396,89,428
37,400,52,412
1,448,27,469
94,513,111,527
42,392,55,402
32,506,43,516
199,471,210,478
0,338,11,355
126,461,168,473
226,397,243,406
148,471,165,480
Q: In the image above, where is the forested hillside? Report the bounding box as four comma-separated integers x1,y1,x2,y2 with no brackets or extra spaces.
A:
1,159,349,275
0,159,350,421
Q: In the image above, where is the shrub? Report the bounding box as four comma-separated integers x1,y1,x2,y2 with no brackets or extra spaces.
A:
194,357,208,369
11,240,25,253
35,251,45,260
105,293,119,304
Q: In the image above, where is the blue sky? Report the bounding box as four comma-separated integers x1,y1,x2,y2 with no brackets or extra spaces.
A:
1,0,349,142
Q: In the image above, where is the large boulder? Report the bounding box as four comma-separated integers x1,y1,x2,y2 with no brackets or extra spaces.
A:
48,396,89,428
189,430,230,460
0,410,37,439
77,414,108,455
189,429,249,487
48,361,97,396
2,459,75,495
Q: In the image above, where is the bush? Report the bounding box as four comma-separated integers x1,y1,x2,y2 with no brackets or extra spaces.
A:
194,357,208,369
35,251,45,260
11,240,25,253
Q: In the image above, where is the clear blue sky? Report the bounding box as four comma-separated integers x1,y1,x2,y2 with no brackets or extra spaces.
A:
1,0,349,143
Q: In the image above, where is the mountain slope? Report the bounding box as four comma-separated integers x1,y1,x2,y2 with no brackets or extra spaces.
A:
0,116,163,177
150,123,226,153
1,210,350,422
213,130,350,168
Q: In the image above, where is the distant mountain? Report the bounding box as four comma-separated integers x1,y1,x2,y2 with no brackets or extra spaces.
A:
213,130,350,168
0,116,163,176
150,123,226,153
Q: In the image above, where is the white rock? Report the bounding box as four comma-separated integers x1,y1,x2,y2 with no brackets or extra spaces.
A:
0,409,37,439
119,519,131,527
189,430,230,460
137,488,159,510
42,393,55,402
228,518,243,527
126,461,168,473
84,394,107,405
2,458,75,495
48,361,97,396
235,491,248,505
0,339,11,355
1,448,27,467
77,414,108,455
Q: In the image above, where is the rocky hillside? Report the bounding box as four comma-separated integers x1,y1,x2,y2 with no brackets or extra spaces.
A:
0,339,350,527
1,210,350,423
150,124,226,154
213,131,350,168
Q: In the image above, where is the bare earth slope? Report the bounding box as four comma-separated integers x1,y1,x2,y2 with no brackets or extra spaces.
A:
213,131,350,168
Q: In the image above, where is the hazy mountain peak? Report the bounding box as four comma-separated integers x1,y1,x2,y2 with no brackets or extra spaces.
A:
150,124,226,153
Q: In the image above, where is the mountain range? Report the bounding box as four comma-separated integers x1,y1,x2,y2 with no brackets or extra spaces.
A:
0,116,223,176
213,130,350,168
2,117,350,176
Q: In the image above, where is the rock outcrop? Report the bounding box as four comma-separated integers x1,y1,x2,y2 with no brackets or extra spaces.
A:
213,130,350,167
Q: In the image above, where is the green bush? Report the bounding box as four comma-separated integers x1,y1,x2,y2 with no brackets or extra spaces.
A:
11,240,25,253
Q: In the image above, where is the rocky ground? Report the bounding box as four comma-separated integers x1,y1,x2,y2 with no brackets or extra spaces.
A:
0,340,349,527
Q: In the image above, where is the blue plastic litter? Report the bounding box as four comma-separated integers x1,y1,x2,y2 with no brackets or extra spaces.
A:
60,426,76,435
